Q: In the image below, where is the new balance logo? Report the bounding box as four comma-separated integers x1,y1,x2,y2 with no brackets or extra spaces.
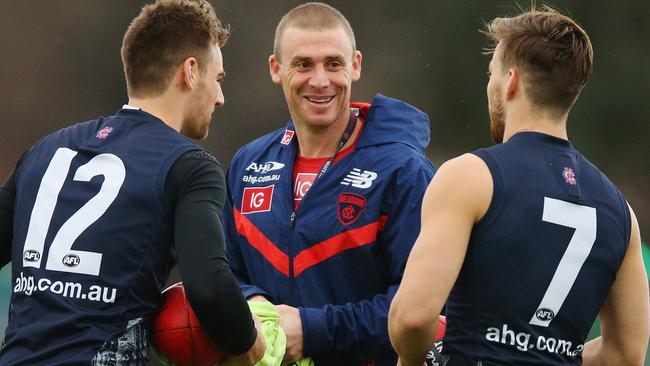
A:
340,168,377,189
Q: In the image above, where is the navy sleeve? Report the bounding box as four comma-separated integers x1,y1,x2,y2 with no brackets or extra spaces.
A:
300,159,436,359
165,150,257,355
0,171,16,269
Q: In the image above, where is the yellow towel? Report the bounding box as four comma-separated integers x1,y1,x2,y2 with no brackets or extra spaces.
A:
248,301,313,366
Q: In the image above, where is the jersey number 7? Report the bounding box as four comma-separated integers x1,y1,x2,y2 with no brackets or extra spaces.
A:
529,197,597,327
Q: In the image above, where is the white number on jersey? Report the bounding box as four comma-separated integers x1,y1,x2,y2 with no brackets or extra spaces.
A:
22,148,126,276
529,197,597,327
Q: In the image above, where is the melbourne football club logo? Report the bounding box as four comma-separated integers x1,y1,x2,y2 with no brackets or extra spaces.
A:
280,130,295,145
337,192,366,225
562,167,577,185
241,185,274,214
96,126,114,139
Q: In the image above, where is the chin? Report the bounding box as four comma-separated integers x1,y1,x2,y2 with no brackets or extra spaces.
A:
181,123,209,140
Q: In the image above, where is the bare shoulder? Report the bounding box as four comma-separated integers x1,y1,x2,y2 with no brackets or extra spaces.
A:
424,153,493,223
437,153,490,176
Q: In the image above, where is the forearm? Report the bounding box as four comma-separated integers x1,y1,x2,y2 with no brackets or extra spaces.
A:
178,253,257,355
582,336,646,366
175,204,257,355
170,152,257,355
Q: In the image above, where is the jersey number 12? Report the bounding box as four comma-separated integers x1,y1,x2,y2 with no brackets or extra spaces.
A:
21,148,126,276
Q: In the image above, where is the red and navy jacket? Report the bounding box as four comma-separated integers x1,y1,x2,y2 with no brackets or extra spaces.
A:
222,94,436,365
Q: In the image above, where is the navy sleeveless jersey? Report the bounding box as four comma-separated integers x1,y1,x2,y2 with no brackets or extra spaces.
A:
0,109,199,365
443,132,631,366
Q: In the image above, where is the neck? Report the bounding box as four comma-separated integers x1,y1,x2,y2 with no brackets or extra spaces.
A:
502,106,569,142
294,110,361,158
128,94,184,132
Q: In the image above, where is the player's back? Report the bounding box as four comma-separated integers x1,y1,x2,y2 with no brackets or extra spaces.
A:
443,131,630,366
0,108,198,365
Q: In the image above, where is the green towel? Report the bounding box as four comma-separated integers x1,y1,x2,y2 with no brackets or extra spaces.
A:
248,301,313,366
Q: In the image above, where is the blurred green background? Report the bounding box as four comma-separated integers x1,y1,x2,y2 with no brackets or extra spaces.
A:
0,0,648,364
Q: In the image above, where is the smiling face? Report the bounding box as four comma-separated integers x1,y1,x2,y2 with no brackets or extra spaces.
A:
269,26,362,132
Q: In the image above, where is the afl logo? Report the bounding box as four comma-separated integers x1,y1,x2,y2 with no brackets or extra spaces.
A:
535,308,555,322
23,250,41,262
62,254,81,267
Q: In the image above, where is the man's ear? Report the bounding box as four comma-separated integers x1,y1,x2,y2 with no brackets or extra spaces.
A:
506,68,519,101
351,50,362,82
181,57,199,90
269,55,282,84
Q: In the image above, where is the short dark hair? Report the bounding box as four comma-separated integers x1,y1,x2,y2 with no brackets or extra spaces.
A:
483,5,593,113
121,0,229,97
274,2,355,62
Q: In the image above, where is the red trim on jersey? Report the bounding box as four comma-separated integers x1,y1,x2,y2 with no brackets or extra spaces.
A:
234,207,289,276
235,206,383,277
293,220,380,277
378,214,389,231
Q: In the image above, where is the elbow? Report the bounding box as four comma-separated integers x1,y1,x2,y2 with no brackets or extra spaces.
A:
618,347,648,366
600,338,649,366
388,298,438,348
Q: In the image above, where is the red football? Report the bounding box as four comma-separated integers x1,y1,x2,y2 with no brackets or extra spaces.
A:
435,315,446,341
151,282,227,366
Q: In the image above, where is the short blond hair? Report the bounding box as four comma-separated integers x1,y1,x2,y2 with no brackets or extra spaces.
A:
273,2,356,62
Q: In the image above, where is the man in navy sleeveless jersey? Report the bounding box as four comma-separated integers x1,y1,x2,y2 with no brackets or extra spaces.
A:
389,5,649,366
0,1,265,365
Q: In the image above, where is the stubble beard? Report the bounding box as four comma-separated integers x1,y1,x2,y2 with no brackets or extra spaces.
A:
489,89,506,144
181,109,210,140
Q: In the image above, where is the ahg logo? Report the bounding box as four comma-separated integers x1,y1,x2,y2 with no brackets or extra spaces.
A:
246,161,285,174
241,185,274,214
